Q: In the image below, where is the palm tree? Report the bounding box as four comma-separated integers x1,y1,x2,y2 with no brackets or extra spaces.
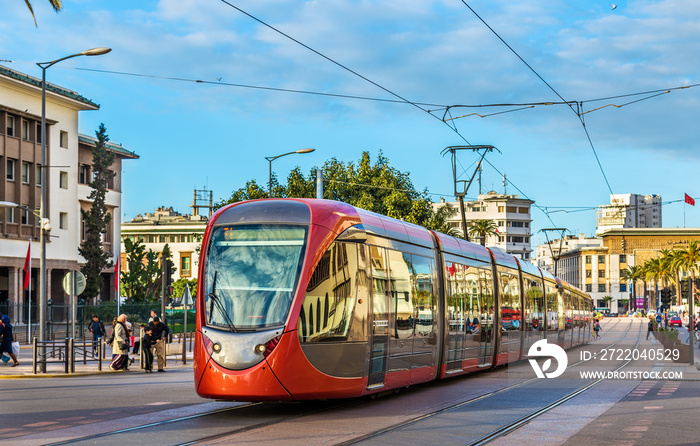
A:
644,257,671,311
662,249,684,306
468,219,497,247
674,241,700,309
24,0,62,26
620,265,642,311
427,204,462,238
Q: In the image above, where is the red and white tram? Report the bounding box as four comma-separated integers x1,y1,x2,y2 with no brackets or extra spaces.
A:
194,199,592,401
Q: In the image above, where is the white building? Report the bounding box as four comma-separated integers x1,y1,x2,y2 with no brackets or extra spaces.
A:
596,193,662,235
535,233,603,275
434,191,533,259
0,65,137,323
121,206,207,282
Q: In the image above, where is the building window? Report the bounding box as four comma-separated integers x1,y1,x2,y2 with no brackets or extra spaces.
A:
586,270,592,278
22,120,30,140
59,212,68,230
498,236,504,242
59,171,68,189
620,254,626,263
36,124,42,143
36,165,42,186
181,255,192,278
21,209,30,225
598,284,606,292
598,255,605,264
620,284,627,292
598,270,605,278
507,206,517,213
586,284,592,292
22,162,30,184
6,159,15,181
6,115,15,136
79,165,90,184
498,206,504,213
586,255,591,264
60,131,68,148
5,208,15,223
518,207,529,214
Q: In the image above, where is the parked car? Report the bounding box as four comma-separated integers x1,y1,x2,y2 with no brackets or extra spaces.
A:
608,312,618,317
669,315,682,327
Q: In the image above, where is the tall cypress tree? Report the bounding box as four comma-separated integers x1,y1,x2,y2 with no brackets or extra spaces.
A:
79,123,116,299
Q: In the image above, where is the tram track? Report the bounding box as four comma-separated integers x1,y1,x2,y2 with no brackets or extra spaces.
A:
339,318,637,446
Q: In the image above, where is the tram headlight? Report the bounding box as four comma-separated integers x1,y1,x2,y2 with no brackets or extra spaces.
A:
212,342,222,353
254,335,282,358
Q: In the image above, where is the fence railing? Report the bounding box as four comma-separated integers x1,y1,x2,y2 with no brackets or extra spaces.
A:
32,337,104,374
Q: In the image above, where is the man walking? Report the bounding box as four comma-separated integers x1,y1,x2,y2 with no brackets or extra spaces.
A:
149,316,170,372
87,314,106,355
646,318,654,340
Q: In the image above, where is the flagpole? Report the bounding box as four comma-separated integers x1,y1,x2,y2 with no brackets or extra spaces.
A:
27,244,32,341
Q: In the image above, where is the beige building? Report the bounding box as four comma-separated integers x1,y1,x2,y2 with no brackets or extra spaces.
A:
596,193,662,235
434,191,534,259
0,65,137,323
120,206,207,283
558,228,700,313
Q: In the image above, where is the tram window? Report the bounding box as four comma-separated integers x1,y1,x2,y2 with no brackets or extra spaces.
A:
204,225,306,330
498,270,520,331
524,278,544,331
545,283,559,332
408,254,436,337
387,249,414,339
300,242,361,343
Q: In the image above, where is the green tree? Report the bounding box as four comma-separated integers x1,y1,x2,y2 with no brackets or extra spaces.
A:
620,265,642,310
24,0,62,26
79,124,116,299
426,203,462,237
120,238,172,302
172,277,198,299
673,241,700,307
468,219,497,246
219,151,435,226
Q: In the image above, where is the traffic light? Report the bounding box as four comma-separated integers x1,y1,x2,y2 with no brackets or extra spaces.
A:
660,288,671,310
163,258,175,297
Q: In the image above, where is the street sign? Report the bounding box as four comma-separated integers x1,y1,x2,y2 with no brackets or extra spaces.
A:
182,284,193,306
656,315,662,324
62,271,86,296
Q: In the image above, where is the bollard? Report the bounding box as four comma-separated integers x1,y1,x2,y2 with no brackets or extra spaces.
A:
64,338,70,374
32,337,37,374
69,338,75,373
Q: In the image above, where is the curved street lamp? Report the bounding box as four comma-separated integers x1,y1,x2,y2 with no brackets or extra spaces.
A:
265,148,315,197
35,47,111,372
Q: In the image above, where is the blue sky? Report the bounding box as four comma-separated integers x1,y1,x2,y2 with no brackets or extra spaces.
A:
3,0,699,246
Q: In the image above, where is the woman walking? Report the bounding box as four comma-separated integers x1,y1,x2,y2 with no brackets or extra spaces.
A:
0,315,19,367
110,314,130,371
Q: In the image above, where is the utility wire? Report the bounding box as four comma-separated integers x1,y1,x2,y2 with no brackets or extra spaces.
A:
460,1,614,195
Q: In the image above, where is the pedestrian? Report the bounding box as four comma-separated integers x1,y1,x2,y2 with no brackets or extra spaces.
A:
86,314,106,355
646,318,654,340
0,315,19,367
148,309,157,324
110,314,130,371
149,316,170,372
663,313,668,329
594,319,601,339
141,326,155,373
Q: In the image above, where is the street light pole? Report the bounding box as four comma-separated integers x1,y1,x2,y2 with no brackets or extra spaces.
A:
36,48,111,372
265,148,315,197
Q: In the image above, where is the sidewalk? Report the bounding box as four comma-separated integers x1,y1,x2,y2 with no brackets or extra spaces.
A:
0,347,193,379
599,317,700,380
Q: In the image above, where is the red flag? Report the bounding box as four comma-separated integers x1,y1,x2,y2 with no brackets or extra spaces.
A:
495,227,501,234
114,256,120,297
448,263,455,276
23,242,31,290
685,193,695,206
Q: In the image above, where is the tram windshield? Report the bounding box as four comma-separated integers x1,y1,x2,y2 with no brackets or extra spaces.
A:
204,224,307,330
